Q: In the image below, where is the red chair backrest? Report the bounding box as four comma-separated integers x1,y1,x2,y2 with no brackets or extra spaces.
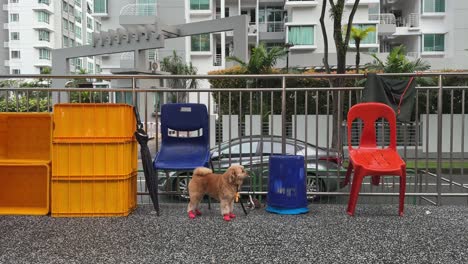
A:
347,102,397,151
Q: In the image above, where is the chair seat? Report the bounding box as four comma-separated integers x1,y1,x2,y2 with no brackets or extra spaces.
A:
349,148,405,175
153,147,210,171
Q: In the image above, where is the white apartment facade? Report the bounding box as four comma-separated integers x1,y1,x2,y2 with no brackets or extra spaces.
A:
1,0,102,75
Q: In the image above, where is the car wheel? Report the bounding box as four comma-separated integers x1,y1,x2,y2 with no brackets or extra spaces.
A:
172,174,191,200
306,176,324,201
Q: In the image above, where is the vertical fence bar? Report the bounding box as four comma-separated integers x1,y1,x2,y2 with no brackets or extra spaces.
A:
449,90,454,191
281,77,286,154
414,89,420,204
132,77,137,106
436,75,443,205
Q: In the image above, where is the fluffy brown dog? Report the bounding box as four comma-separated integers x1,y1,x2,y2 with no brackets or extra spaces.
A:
187,165,248,221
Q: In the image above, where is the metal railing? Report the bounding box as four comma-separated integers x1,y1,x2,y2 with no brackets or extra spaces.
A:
1,72,468,207
120,4,157,16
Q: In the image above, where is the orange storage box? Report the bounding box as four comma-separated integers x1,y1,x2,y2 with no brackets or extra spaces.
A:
53,104,135,140
51,172,137,217
0,113,52,162
52,140,137,177
0,163,50,215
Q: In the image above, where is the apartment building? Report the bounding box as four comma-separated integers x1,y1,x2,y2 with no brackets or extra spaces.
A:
1,0,102,75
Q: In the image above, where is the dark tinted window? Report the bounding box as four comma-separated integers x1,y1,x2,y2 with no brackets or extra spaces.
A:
261,142,297,155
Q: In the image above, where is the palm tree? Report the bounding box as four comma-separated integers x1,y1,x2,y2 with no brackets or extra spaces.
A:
366,45,430,73
349,26,376,73
160,50,198,103
227,43,287,74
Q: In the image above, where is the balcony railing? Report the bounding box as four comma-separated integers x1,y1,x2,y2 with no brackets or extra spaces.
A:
259,22,284,33
379,13,396,25
213,54,222,66
120,4,157,16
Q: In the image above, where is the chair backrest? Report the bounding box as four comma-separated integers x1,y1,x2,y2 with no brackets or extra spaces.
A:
160,103,209,146
347,102,397,151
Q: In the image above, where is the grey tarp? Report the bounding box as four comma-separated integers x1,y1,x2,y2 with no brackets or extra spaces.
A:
362,73,416,122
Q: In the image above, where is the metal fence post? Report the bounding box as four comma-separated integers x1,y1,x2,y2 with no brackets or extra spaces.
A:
281,76,286,154
132,77,137,107
437,74,443,205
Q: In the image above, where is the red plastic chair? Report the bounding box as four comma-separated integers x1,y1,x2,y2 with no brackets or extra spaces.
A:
344,102,406,216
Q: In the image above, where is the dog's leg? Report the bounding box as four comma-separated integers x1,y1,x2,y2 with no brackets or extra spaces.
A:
220,200,231,221
229,200,236,219
188,193,203,219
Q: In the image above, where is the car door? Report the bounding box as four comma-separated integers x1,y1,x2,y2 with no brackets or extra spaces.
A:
211,141,259,174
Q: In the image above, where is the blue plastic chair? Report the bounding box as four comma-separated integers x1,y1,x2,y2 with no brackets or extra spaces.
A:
153,103,212,205
153,103,211,170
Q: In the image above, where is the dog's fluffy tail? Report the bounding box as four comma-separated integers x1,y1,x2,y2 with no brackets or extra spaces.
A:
193,167,213,176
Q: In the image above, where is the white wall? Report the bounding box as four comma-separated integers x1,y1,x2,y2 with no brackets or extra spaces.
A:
421,114,468,153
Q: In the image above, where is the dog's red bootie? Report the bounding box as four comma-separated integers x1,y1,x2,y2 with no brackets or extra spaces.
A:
223,214,231,221
188,211,196,219
229,213,236,219
195,209,202,216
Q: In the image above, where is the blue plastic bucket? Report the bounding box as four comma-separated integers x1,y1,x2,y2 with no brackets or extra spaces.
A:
266,155,309,215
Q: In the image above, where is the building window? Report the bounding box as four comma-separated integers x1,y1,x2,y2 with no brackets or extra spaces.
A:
11,50,21,59
288,26,314,46
87,17,93,29
94,0,107,14
10,14,19,22
62,0,68,12
349,24,377,45
12,69,21,74
423,34,445,52
75,10,82,23
190,0,209,10
423,0,445,13
38,30,50,41
38,11,50,23
95,22,101,32
87,32,93,44
69,22,74,32
76,58,82,68
10,32,20,40
75,26,82,39
39,48,51,60
38,0,50,5
259,7,284,32
63,36,69,47
136,0,157,15
63,18,68,30
70,39,75,47
74,0,81,7
191,34,210,52
96,64,101,73
88,62,94,73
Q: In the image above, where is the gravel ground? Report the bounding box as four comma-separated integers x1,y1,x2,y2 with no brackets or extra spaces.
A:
1,203,467,264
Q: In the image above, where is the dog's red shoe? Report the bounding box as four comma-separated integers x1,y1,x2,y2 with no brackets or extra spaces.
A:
188,211,196,219
229,213,236,219
223,214,231,221
195,209,202,216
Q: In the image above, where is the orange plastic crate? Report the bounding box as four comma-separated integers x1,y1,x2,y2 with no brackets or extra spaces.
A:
53,104,136,140
51,172,137,217
0,163,50,215
52,141,137,177
0,113,52,162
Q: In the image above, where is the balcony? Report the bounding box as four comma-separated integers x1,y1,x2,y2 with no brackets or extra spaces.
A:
32,3,53,13
378,13,420,36
120,4,157,16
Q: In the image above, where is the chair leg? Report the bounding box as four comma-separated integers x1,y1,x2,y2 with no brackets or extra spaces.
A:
399,170,406,216
347,169,364,216
343,163,353,187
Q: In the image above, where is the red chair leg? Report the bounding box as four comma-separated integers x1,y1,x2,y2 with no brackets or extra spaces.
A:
347,169,364,216
343,163,353,187
399,170,406,216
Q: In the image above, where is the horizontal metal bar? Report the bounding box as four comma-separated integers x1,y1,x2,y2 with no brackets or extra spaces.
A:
137,191,468,197
2,72,468,80
0,87,366,92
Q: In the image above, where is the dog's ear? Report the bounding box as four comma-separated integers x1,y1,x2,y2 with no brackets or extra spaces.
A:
229,168,237,184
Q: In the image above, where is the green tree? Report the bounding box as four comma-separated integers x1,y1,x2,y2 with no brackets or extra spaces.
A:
227,43,287,75
349,26,376,73
160,50,198,103
366,45,430,73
